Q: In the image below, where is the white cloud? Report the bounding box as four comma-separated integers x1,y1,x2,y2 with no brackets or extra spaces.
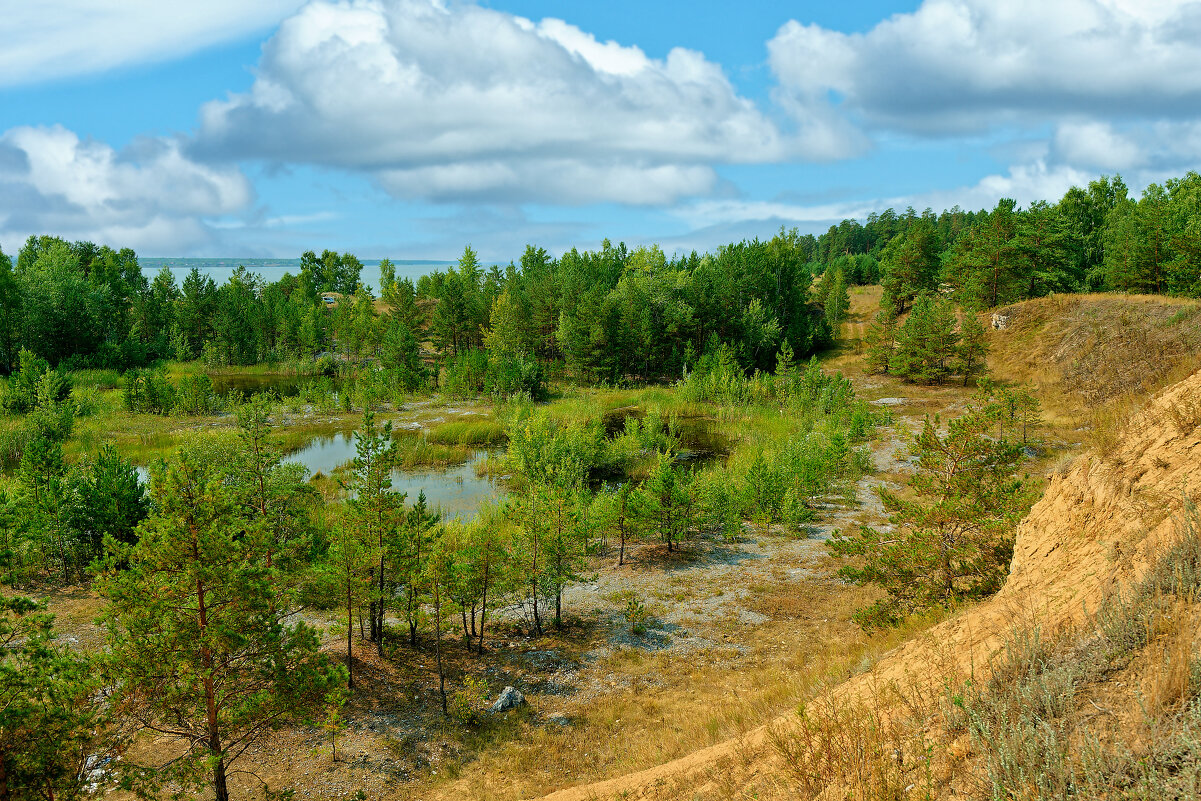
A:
675,161,1095,231
0,1,304,87
0,125,252,255
1053,122,1145,170
768,0,1201,162
192,0,795,205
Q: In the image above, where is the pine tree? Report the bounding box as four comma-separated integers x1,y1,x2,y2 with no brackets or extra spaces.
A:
324,518,371,689
343,411,402,653
828,407,1034,627
1,593,108,801
823,269,850,337
863,305,898,374
894,294,959,384
954,306,989,386
643,452,690,553
398,492,438,645
99,451,344,801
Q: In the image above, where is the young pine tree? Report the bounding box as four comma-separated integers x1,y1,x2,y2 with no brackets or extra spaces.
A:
954,306,989,386
1,593,109,801
324,518,372,689
823,269,851,338
99,451,344,801
827,407,1034,628
344,411,403,654
863,305,898,375
894,294,960,384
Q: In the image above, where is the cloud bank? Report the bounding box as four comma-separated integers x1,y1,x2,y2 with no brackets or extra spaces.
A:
768,0,1201,175
192,0,793,205
0,1,303,87
0,125,252,255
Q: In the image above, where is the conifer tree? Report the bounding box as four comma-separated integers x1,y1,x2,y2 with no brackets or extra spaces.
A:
1,593,108,801
828,407,1034,627
100,451,343,801
863,305,898,374
398,491,438,646
643,452,690,553
894,294,960,384
823,269,850,337
954,306,989,386
344,411,402,653
325,518,371,689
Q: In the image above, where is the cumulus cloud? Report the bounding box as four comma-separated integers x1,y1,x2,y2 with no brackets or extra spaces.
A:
768,0,1201,174
0,1,303,87
1053,122,1145,170
192,0,794,205
0,125,252,255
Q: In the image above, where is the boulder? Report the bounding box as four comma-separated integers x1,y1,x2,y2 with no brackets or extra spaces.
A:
489,686,525,713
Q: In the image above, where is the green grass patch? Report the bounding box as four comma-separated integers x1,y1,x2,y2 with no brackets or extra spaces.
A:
425,419,507,447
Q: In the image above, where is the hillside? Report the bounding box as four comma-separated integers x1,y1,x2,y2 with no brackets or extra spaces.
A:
535,294,1201,800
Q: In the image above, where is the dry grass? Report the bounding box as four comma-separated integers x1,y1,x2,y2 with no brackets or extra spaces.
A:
430,577,904,801
747,504,1201,801
987,293,1201,451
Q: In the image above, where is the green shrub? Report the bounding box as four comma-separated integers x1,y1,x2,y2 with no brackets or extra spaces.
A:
448,675,490,725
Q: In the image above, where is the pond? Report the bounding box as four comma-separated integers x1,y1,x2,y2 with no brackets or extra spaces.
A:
135,432,504,520
207,373,339,399
600,406,731,465
283,432,502,520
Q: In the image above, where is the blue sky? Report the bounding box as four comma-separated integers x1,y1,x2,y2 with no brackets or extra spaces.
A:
2,0,1199,262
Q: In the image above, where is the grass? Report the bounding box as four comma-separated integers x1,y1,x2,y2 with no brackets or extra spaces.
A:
986,293,1201,444
394,434,477,470
429,577,931,801
425,419,508,447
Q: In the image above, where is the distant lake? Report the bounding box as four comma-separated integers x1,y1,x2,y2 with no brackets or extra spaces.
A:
138,257,456,292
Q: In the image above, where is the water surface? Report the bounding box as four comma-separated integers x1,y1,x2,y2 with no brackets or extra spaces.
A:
284,432,500,519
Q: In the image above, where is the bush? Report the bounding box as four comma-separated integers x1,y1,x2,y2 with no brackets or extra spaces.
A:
174,374,221,415
448,676,490,725
1,350,71,414
123,369,176,415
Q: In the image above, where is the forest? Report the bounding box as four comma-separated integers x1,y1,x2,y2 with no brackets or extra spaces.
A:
2,168,1199,800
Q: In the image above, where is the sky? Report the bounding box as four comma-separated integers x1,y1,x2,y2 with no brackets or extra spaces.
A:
2,0,1200,262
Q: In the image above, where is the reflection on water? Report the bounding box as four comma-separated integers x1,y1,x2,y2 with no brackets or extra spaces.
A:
284,432,501,520
130,405,725,517
282,431,358,476
208,374,337,399
135,433,503,520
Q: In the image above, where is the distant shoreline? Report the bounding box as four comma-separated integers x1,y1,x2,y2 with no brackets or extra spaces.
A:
137,257,457,290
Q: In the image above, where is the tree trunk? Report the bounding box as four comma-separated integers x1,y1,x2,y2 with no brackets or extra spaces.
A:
346,579,355,690
376,551,386,656
213,757,229,801
432,571,448,716
531,584,541,636
478,562,489,654
197,575,228,801
406,586,418,646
